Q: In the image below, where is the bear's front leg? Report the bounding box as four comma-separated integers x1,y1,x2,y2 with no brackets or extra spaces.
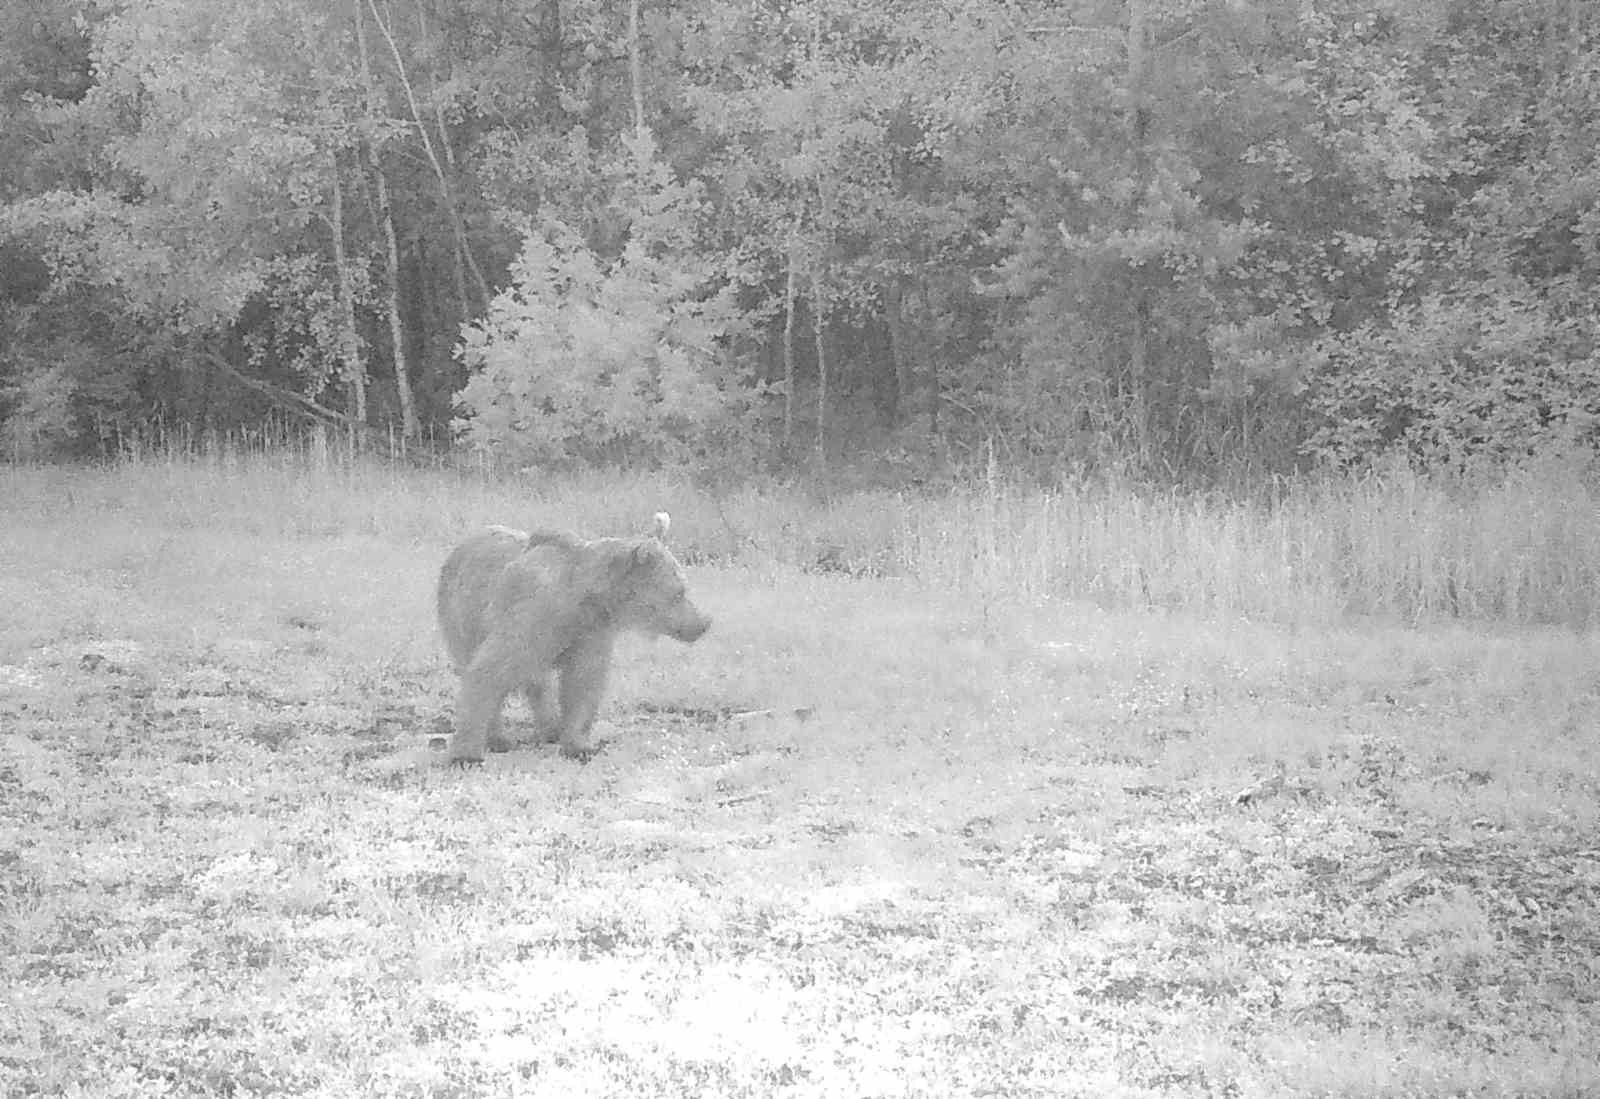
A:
555,632,614,762
523,675,562,743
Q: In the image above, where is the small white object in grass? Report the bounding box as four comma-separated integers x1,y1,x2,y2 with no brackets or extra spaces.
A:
652,511,671,542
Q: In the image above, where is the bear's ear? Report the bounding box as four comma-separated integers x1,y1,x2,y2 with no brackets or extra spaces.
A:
650,511,671,543
596,540,642,593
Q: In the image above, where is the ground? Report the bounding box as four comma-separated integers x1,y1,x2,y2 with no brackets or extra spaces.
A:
1,462,1598,1097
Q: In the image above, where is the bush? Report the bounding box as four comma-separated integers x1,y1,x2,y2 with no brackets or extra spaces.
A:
453,135,758,468
1303,289,1600,471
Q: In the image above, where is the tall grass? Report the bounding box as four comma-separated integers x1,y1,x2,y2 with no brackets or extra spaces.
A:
902,461,1600,627
8,429,1596,628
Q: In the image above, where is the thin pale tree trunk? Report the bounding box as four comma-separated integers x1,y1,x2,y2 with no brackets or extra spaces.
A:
924,284,940,434
783,233,799,444
414,0,474,320
628,0,646,138
329,156,367,429
884,280,909,428
1125,0,1151,461
363,0,490,307
372,158,419,441
811,265,827,472
535,0,562,122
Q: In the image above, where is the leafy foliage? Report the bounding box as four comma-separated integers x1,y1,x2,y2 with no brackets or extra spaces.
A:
456,136,753,466
1304,290,1600,469
1,0,1599,475
244,255,375,399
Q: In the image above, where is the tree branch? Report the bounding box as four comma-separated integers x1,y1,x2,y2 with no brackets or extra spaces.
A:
199,349,363,429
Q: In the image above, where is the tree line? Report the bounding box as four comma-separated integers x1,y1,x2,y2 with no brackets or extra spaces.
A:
2,0,1597,478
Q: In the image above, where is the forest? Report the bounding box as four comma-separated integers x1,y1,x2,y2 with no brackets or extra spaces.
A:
3,0,1598,477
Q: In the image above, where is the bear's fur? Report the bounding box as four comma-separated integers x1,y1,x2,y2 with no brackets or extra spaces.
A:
436,518,709,764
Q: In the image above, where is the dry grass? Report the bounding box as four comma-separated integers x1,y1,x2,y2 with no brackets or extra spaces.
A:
2,453,1598,1097
897,457,1600,627
33,434,1600,629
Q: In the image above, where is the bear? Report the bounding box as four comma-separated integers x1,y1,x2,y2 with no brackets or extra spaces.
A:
435,514,710,765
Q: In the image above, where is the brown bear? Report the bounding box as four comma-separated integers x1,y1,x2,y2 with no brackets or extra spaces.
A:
436,514,710,764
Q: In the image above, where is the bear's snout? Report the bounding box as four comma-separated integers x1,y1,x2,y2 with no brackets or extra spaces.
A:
670,610,711,643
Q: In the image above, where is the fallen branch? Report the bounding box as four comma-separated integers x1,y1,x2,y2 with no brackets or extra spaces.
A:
199,349,371,434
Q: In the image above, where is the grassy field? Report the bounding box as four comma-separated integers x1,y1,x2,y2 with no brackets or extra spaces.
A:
2,454,1599,1097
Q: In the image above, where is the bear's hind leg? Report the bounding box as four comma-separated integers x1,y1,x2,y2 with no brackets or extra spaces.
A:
451,639,538,764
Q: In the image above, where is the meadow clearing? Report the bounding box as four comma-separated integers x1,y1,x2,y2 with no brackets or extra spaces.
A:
2,446,1598,1097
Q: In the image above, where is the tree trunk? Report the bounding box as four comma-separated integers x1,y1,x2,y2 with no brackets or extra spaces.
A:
811,266,827,471
329,156,367,428
927,285,940,435
1126,0,1150,149
372,156,420,441
628,0,646,138
883,280,910,428
363,0,490,308
412,0,474,324
536,0,563,124
1125,0,1152,461
783,232,799,444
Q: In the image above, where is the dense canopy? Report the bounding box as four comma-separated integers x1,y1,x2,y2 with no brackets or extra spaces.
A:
2,0,1597,476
